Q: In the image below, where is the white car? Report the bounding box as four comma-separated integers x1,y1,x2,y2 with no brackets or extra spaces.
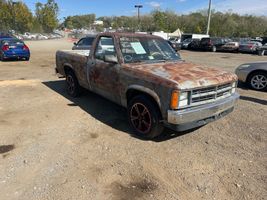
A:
23,32,36,40
37,34,48,40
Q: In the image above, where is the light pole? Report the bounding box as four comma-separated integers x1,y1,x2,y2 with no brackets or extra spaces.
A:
12,1,19,32
134,5,143,31
206,0,212,35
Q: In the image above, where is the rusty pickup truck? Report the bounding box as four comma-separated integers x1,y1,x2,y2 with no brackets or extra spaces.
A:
56,32,239,139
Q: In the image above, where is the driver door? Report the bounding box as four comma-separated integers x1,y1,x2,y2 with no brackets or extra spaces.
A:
87,36,121,104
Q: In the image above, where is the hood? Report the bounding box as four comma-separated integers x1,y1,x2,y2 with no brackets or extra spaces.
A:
123,61,237,90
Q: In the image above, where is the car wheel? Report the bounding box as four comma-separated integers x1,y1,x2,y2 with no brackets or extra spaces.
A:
127,95,164,139
212,46,217,52
25,57,30,61
248,71,267,91
65,70,81,97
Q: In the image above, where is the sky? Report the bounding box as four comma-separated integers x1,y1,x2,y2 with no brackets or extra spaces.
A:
22,0,267,20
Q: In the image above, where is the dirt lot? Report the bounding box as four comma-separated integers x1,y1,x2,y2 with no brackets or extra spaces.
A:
0,39,266,200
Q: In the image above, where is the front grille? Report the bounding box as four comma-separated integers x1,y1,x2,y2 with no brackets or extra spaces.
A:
189,83,232,107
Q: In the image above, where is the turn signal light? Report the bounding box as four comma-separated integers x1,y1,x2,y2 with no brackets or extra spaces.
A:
170,90,179,109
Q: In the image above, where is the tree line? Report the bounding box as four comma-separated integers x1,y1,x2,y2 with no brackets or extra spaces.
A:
1,0,267,37
64,10,267,38
0,0,58,33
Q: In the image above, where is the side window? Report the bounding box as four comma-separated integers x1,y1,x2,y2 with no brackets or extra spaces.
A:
95,36,116,61
77,39,85,46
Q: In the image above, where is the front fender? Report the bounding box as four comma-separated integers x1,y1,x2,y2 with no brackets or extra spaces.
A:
125,84,161,109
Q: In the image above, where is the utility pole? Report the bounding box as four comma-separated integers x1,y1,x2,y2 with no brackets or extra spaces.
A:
12,1,19,32
134,5,143,31
206,0,212,35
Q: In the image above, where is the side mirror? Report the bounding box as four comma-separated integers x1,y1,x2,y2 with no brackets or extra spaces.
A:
74,42,77,46
104,55,118,63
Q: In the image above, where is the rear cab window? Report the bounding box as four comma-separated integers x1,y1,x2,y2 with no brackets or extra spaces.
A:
95,36,116,61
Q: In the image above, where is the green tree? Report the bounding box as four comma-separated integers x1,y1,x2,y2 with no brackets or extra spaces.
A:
35,0,59,33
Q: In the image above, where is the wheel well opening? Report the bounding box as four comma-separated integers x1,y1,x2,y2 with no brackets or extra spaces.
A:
246,70,267,82
126,89,162,118
64,65,74,75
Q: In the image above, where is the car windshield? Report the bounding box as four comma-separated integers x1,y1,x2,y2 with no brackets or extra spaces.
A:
119,36,181,63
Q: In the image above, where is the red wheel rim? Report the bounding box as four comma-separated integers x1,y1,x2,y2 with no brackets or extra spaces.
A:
130,103,152,134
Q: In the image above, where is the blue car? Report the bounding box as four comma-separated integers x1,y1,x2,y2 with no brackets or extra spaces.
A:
0,38,30,61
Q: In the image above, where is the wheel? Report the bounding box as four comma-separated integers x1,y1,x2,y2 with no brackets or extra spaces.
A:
248,71,267,91
212,46,217,52
25,57,30,61
65,70,81,97
0,53,4,61
127,95,164,139
258,50,265,56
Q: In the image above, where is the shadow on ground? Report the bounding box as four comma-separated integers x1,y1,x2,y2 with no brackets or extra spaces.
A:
43,80,194,142
240,96,267,105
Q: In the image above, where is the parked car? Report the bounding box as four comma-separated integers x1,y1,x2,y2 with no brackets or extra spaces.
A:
36,34,48,40
239,41,262,54
187,39,201,50
0,38,30,61
56,32,239,139
235,62,267,91
221,41,239,52
199,37,231,52
167,40,181,51
22,32,36,40
257,43,267,56
72,35,96,50
181,38,199,49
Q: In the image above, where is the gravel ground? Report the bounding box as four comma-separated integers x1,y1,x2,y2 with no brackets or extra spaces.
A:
0,39,266,200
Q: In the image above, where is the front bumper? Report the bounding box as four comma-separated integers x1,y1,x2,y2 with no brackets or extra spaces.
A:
165,93,239,131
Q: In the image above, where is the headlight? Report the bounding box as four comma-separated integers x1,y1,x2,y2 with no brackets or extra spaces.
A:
170,91,189,109
231,82,237,93
179,92,189,107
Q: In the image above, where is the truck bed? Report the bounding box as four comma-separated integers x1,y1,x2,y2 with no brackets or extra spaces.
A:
56,50,89,77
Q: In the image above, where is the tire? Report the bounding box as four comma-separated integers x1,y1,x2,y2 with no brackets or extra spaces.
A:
212,46,217,52
65,70,81,97
127,95,164,139
25,57,30,61
248,71,267,91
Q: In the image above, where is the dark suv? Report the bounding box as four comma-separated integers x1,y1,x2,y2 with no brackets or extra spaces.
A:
199,37,231,52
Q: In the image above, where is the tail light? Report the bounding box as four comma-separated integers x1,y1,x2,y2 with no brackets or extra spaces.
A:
2,45,9,51
248,44,253,48
208,41,212,45
23,45,29,50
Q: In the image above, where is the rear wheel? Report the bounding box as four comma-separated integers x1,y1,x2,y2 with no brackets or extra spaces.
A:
65,70,81,97
127,95,163,139
248,71,267,91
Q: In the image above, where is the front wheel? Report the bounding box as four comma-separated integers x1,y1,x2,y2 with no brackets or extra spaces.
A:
127,95,163,139
65,71,81,97
248,72,267,91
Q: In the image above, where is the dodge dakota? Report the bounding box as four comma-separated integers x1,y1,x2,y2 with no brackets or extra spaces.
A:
56,32,239,139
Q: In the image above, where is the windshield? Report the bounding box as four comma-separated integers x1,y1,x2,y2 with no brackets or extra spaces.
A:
119,36,181,63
